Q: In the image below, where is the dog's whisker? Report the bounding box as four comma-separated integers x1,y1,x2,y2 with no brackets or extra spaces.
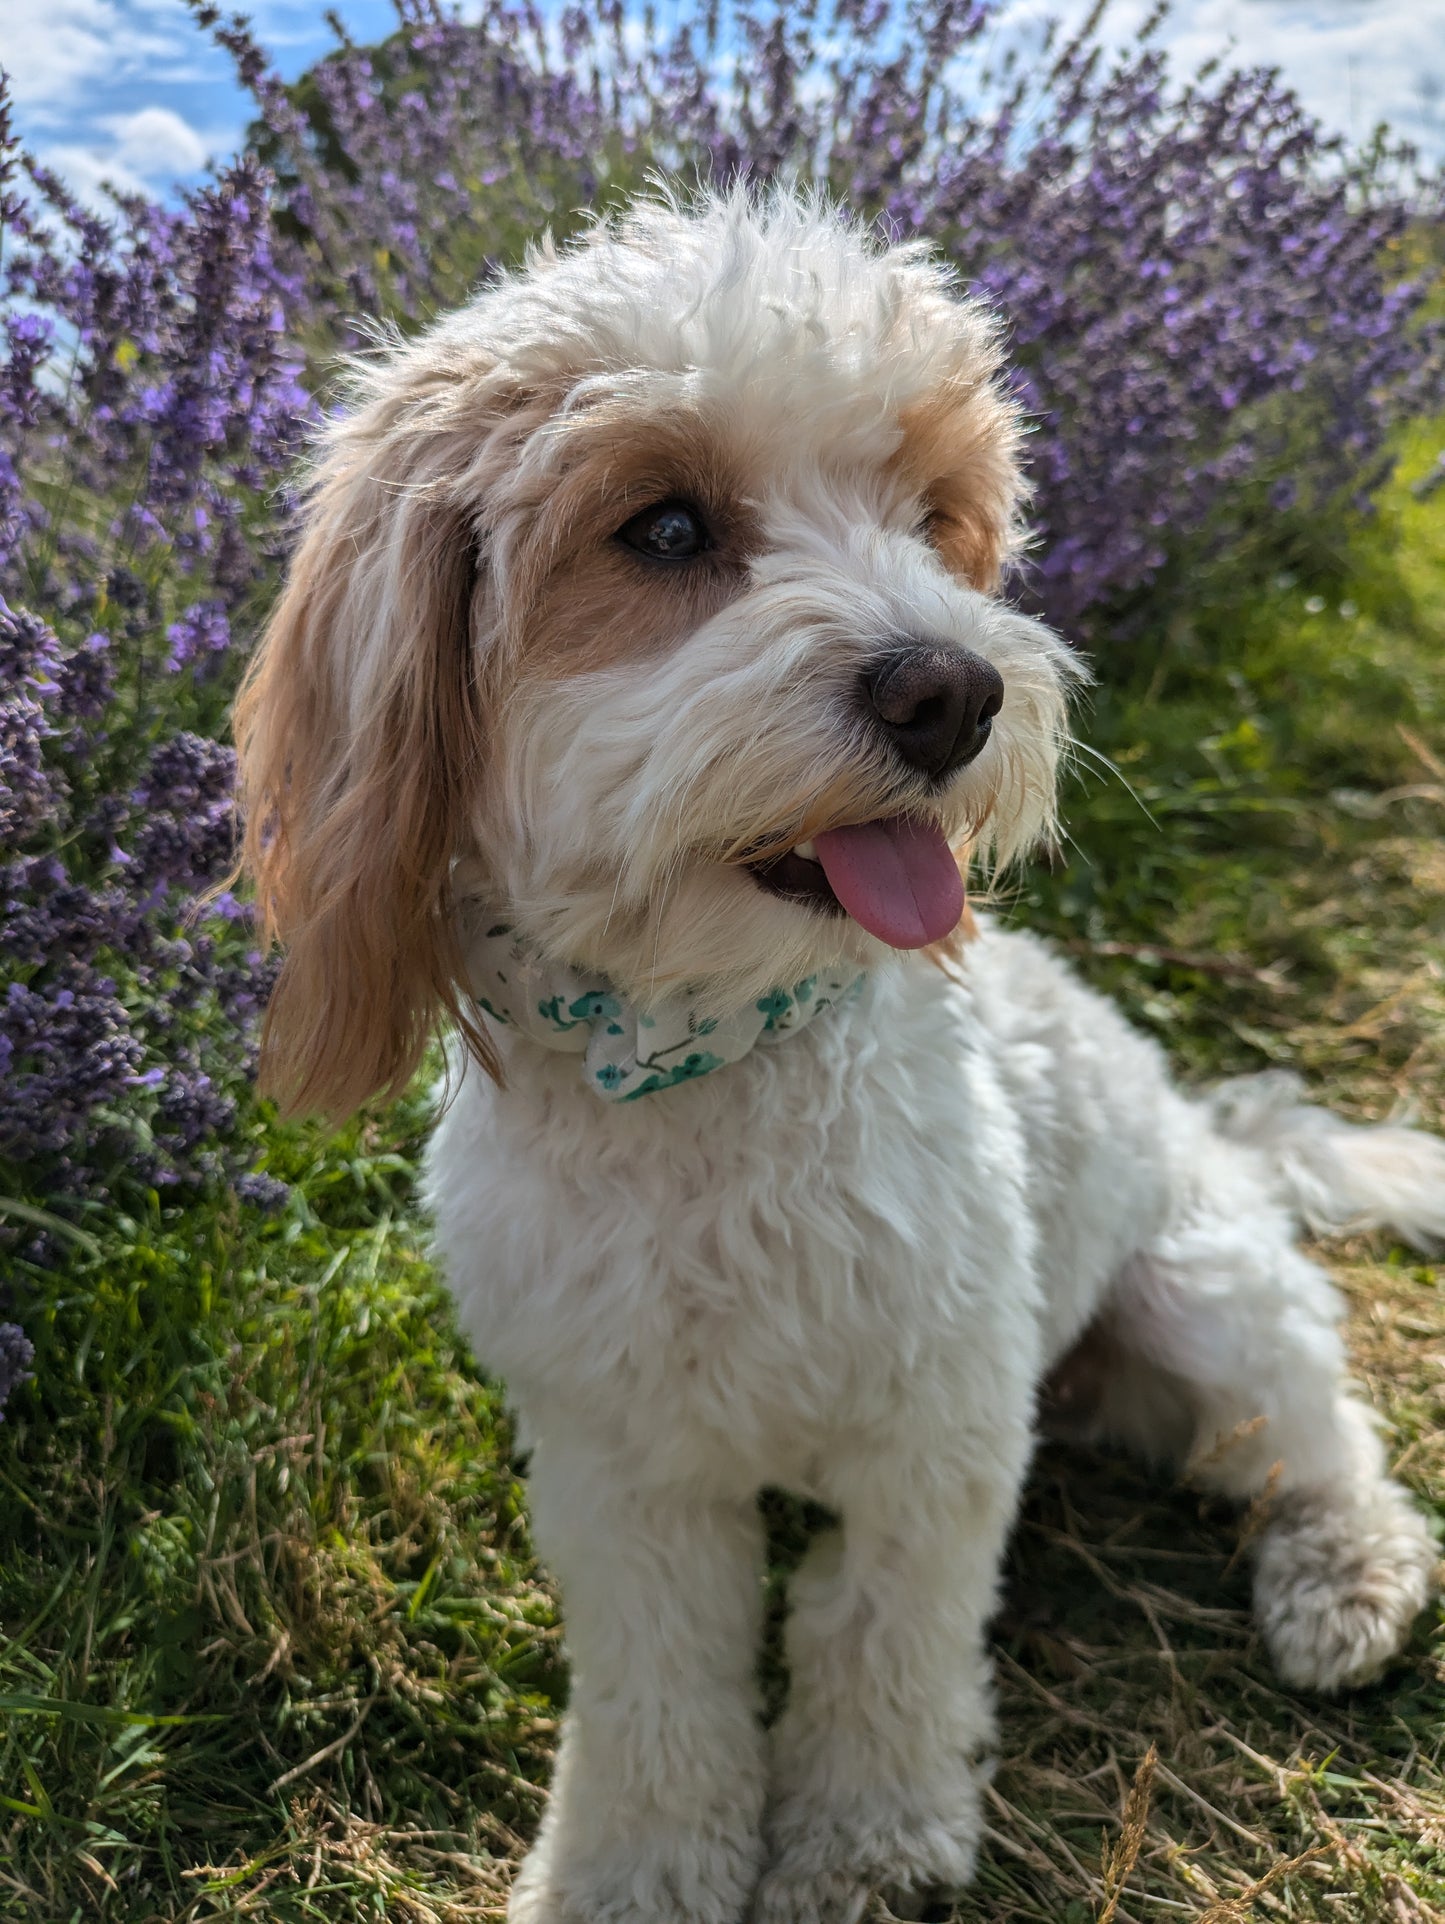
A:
1068,739,1160,830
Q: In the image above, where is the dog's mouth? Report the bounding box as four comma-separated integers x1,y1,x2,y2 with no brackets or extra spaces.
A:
746,815,964,950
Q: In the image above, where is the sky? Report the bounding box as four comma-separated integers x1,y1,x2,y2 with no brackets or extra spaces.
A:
3,0,1444,206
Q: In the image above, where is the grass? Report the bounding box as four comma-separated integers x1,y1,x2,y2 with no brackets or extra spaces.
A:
3,423,1445,1922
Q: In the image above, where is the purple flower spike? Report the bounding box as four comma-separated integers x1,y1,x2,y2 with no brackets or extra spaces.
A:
0,1325,35,1420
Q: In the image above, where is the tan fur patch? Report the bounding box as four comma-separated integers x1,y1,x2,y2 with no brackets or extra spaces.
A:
504,407,762,679
891,378,1026,594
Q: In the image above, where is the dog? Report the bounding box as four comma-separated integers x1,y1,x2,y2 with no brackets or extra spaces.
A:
235,186,1444,1924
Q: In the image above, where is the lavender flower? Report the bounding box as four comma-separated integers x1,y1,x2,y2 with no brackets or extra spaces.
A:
0,1323,34,1420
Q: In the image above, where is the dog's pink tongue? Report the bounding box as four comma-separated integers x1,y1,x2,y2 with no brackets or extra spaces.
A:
811,816,964,949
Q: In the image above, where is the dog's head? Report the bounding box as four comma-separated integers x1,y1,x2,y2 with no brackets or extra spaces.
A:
237,186,1082,1116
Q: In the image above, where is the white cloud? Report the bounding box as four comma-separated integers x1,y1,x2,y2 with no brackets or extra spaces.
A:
38,141,152,202
27,104,235,204
992,0,1445,154
41,103,234,201
3,0,240,201
106,102,212,171
2,0,184,117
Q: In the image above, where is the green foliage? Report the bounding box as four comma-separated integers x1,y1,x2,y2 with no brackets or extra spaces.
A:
1017,418,1445,1108
1,1085,558,1920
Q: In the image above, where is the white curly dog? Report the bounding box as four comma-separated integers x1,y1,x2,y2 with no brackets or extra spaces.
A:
236,187,1443,1924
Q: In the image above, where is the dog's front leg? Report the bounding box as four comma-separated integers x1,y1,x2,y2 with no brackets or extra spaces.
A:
755,1436,1027,1924
510,1440,768,1924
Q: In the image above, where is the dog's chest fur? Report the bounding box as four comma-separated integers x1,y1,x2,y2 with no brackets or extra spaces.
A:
425,927,1180,1500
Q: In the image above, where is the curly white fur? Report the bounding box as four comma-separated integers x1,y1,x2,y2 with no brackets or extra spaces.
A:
239,185,1443,1924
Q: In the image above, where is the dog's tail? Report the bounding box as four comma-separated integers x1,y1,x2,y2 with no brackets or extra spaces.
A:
1208,1070,1445,1251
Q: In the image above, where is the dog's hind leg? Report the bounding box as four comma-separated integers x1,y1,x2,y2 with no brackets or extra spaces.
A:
1050,1119,1438,1693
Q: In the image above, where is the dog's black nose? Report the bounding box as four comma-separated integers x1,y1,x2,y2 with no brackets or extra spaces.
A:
863,643,1005,783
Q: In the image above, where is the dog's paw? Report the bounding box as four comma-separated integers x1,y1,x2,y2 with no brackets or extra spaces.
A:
750,1874,961,1924
750,1864,873,1924
751,1788,980,1924
1254,1485,1438,1692
509,1820,761,1924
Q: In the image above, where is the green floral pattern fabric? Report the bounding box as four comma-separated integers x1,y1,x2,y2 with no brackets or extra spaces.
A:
468,921,865,1102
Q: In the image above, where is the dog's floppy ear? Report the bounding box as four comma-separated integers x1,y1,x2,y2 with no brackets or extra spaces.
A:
235,346,519,1120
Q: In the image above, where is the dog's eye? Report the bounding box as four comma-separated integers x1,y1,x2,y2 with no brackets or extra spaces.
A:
617,500,709,561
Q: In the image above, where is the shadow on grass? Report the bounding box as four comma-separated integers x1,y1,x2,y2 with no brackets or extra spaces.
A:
753,1434,1445,1924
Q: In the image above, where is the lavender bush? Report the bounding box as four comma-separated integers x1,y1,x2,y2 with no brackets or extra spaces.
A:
1,0,1441,1256
0,85,305,1237
214,0,1444,629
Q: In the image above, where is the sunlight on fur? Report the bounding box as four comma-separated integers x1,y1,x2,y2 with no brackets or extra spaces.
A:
237,184,1444,1924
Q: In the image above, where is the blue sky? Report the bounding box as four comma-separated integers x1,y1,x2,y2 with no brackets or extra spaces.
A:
4,0,1444,204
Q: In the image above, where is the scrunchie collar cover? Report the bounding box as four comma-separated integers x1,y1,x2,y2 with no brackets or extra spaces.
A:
466,918,866,1103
